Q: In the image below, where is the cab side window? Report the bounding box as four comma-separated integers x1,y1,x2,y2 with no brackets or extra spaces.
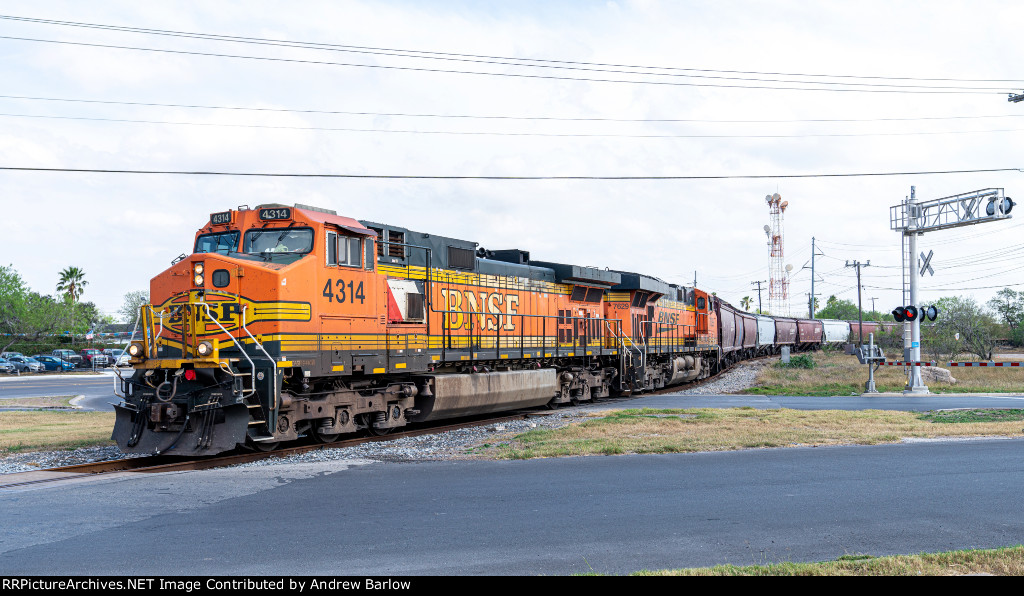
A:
326,230,362,267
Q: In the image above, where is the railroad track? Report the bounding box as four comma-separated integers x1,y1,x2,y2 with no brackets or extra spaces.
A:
1,356,770,492
0,411,553,492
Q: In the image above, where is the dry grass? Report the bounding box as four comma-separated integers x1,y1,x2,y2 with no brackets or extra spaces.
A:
0,410,116,454
0,395,77,408
751,350,1024,395
482,407,1024,459
633,545,1024,575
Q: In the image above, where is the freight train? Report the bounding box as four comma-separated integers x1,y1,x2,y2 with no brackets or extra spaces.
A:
113,203,866,456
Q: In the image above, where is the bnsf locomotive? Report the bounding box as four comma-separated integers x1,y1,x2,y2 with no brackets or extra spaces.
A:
112,203,851,456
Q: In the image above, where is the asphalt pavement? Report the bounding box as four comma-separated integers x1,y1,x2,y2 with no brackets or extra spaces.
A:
0,370,124,411
2,438,1022,575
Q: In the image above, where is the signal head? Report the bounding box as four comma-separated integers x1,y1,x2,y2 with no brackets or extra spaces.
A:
925,305,939,321
987,197,1015,216
892,307,906,322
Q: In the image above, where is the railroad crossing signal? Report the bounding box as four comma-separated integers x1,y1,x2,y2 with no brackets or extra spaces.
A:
892,305,918,322
919,250,934,277
892,305,939,323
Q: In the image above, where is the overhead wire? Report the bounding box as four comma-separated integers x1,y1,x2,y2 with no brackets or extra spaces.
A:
5,94,1024,125
0,33,1014,95
2,166,1020,179
9,112,1024,140
1,14,1021,91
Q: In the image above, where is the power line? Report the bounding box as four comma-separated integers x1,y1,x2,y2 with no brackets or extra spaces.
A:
1,166,1021,179
10,111,1024,139
0,34,1013,95
3,14,1021,87
6,93,1024,124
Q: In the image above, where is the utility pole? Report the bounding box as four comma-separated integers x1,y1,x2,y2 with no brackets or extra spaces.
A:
810,236,816,318
751,280,766,314
870,297,878,315
845,260,870,346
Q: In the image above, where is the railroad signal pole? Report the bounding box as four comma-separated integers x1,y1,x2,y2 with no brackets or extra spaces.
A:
889,186,1014,394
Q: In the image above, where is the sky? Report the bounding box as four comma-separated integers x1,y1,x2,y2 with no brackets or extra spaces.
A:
1,0,1023,322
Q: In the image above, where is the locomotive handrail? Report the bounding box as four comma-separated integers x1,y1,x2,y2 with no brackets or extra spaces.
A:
199,301,257,399
112,314,142,399
239,305,280,412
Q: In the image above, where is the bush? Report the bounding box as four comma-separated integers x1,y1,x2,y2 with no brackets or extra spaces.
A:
777,354,816,369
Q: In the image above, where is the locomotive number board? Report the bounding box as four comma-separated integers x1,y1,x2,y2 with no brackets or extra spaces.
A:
259,207,292,221
210,211,232,225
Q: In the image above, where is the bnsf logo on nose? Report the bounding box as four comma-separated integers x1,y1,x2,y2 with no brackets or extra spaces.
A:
441,289,520,331
159,293,311,335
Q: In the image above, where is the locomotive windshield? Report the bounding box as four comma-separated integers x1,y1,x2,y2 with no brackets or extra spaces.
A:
195,231,240,255
244,228,314,257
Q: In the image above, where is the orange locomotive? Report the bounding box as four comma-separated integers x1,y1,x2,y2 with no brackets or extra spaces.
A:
113,203,718,455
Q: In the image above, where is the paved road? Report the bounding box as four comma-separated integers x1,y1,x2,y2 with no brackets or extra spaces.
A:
1,438,1022,575
0,372,123,411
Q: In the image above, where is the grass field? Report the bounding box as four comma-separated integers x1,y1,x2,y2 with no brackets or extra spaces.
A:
472,407,1024,459
0,410,116,454
747,350,1024,395
631,546,1024,576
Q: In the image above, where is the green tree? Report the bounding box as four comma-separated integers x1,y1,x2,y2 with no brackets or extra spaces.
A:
987,288,1023,332
932,296,999,361
740,296,752,312
56,266,88,303
0,265,69,353
118,290,150,325
56,266,88,334
816,295,860,320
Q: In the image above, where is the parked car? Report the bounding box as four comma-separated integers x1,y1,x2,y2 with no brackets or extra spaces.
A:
32,354,77,372
79,348,110,368
0,357,15,374
51,349,83,367
6,356,45,373
1,351,25,360
102,348,131,367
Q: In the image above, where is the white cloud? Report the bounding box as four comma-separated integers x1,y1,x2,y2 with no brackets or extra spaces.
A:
0,0,1021,316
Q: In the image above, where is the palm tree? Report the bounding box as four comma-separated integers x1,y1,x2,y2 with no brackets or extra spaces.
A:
56,266,88,303
56,266,88,337
740,296,752,312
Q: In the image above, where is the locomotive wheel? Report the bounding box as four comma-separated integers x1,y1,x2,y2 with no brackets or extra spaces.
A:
367,425,393,436
245,439,280,452
313,427,342,443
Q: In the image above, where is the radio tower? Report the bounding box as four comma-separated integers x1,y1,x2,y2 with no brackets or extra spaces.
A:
765,193,791,316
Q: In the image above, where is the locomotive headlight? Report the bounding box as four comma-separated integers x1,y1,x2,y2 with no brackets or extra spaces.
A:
196,341,214,357
193,262,205,286
128,342,145,359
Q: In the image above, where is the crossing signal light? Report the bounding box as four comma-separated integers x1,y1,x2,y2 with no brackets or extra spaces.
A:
892,305,918,322
892,305,939,322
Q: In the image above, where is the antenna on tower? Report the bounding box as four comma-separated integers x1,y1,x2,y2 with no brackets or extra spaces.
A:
766,193,791,316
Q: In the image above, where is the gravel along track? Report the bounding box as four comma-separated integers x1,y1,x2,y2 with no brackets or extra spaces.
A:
0,361,768,474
